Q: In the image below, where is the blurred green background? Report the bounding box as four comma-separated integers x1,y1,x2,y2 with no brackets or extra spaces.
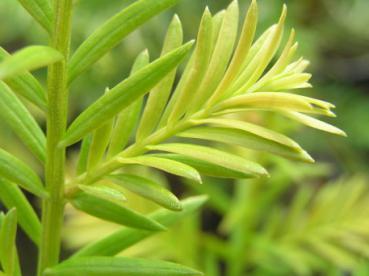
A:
0,0,368,275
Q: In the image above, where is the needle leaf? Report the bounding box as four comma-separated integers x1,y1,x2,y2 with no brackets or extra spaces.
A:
68,0,182,83
0,46,63,80
0,148,46,198
44,256,203,276
108,174,182,211
17,0,53,33
107,49,150,157
62,42,194,147
136,15,183,140
148,143,268,178
71,196,207,258
0,82,46,162
0,179,41,245
70,191,165,231
118,155,202,183
0,48,47,111
0,209,20,276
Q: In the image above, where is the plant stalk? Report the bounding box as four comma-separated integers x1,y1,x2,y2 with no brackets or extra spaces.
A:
37,1,73,275
66,111,207,189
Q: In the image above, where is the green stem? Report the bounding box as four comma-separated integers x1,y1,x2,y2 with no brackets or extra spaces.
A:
37,1,73,275
66,109,210,191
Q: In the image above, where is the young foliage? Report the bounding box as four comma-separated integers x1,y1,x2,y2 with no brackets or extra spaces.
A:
107,49,150,158
77,184,127,203
63,0,344,202
60,3,343,273
86,89,115,170
108,174,182,211
62,41,194,147
118,155,202,183
136,15,183,142
152,153,256,179
0,0,346,275
180,118,314,162
148,143,268,178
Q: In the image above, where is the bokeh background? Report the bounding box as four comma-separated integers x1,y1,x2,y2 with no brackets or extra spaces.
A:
0,0,368,275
